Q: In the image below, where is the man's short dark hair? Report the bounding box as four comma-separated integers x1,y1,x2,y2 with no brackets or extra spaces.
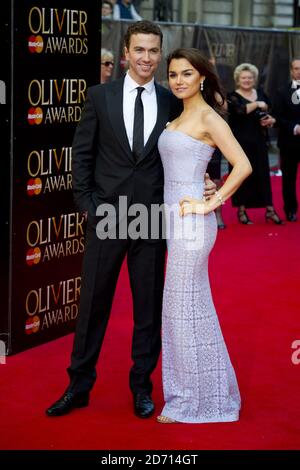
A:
124,20,163,49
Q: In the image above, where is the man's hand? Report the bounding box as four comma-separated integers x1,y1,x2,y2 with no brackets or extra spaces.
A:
203,173,217,200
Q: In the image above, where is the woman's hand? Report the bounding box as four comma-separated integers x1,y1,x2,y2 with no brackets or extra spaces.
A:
260,115,276,128
179,196,210,216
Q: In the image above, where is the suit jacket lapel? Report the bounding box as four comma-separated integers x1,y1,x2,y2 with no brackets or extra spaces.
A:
137,83,170,164
106,79,170,165
106,77,134,163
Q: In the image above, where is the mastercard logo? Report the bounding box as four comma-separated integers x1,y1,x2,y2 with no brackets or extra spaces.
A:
25,315,40,335
28,107,43,125
26,247,42,266
27,178,42,196
28,35,44,53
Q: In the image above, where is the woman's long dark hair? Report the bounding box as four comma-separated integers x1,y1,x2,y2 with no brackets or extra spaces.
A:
167,48,225,113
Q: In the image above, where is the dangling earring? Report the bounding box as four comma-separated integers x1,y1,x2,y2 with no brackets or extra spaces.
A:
200,81,204,91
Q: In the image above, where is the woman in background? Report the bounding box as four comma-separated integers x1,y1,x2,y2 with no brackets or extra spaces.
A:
100,48,114,84
227,63,282,225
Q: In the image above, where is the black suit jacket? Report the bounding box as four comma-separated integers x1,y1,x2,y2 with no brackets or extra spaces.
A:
72,77,181,216
274,82,300,152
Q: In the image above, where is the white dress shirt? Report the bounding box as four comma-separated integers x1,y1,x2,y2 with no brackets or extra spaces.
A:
292,79,300,89
123,72,157,150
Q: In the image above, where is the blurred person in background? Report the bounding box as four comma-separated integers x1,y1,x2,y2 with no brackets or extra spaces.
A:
100,48,114,84
102,1,114,19
113,0,142,20
227,63,282,225
274,58,300,222
132,0,143,13
153,0,173,21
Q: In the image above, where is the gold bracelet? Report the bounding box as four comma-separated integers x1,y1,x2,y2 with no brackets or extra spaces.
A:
215,190,225,205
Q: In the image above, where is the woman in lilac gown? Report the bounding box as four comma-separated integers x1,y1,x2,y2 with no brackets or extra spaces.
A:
157,49,252,424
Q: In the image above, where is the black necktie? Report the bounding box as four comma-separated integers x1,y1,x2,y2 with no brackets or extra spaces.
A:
132,87,145,161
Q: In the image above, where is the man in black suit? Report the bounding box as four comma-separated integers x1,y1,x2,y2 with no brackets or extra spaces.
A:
46,21,215,418
274,58,300,222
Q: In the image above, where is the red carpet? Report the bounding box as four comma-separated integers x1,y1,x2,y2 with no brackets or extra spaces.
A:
1,175,300,450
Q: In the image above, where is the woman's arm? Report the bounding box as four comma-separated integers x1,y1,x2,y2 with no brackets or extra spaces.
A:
180,111,252,216
228,92,267,115
246,101,260,113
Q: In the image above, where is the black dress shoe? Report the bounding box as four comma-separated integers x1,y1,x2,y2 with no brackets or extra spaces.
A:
287,212,297,222
133,393,154,419
46,391,89,417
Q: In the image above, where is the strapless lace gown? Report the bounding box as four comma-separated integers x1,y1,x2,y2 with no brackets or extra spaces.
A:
158,129,241,423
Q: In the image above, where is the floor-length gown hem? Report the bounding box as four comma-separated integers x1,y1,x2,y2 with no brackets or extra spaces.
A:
158,411,240,424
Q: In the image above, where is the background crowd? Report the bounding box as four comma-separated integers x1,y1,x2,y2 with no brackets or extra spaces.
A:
100,2,300,226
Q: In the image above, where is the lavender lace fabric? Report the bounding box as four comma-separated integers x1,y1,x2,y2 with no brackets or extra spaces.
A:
158,129,241,423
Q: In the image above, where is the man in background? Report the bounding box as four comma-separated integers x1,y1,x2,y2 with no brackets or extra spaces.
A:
102,1,114,19
275,58,300,222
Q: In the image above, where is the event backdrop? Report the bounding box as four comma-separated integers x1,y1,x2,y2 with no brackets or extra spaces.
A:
0,0,11,359
2,0,100,354
102,20,300,102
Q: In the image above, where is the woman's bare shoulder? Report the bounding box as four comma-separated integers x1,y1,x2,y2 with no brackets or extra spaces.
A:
202,106,224,124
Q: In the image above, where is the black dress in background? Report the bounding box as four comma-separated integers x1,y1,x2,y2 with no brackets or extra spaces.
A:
227,90,273,208
207,148,222,180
